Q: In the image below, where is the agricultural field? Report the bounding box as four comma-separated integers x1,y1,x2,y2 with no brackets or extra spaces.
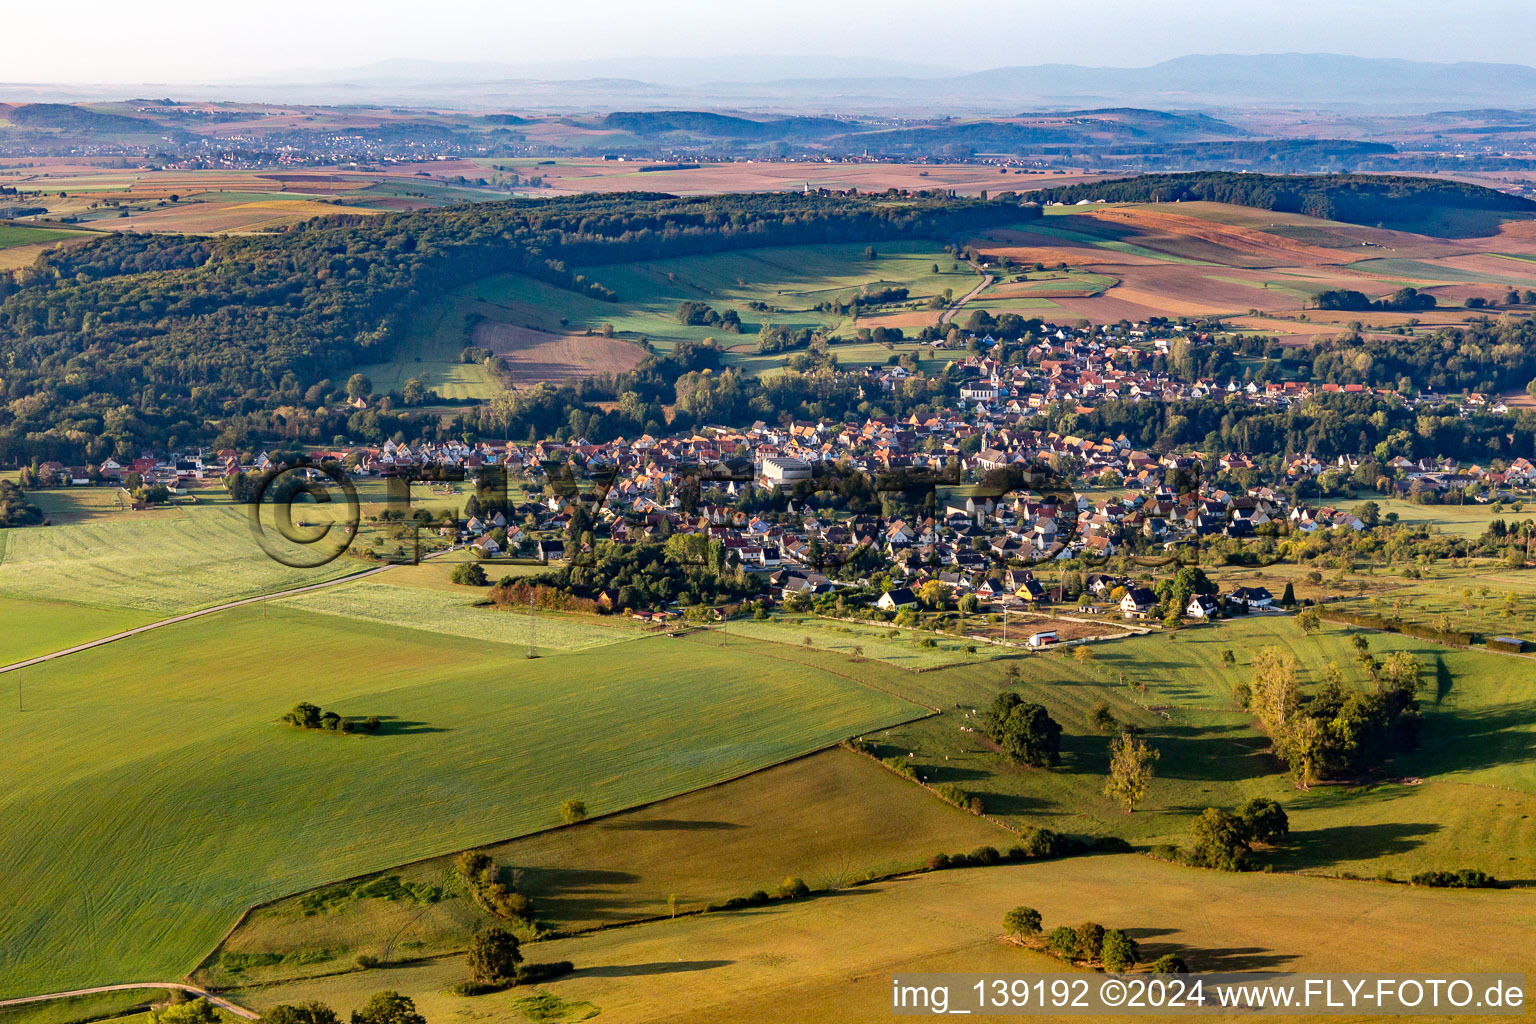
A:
276,580,645,652
229,854,1536,1024
722,613,994,669
0,608,918,997
353,240,975,391
870,614,1536,880
197,747,1007,988
962,201,1536,340
0,488,366,615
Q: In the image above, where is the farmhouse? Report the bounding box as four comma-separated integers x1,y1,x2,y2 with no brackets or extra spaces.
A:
1120,586,1157,619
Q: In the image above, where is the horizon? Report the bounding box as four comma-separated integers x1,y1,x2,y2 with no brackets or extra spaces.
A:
7,0,1536,86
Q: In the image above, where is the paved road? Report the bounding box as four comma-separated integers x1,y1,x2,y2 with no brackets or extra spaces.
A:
0,547,458,677
940,270,994,325
0,983,257,1020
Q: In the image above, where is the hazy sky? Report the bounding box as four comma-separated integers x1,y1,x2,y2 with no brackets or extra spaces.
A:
8,0,1536,83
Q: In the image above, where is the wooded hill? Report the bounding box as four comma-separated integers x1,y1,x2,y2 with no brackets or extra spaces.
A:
0,191,1034,462
1027,172,1536,233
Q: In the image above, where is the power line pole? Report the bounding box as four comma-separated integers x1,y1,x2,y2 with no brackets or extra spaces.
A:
527,593,537,659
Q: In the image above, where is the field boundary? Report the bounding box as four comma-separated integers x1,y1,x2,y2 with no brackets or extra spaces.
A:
190,723,937,984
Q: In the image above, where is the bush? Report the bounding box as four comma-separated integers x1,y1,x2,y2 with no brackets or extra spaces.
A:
1150,953,1189,974
968,845,1001,866
1073,922,1106,961
778,876,810,899
1045,925,1078,959
1100,928,1139,972
1188,808,1252,871
449,982,504,997
1014,826,1063,859
1237,797,1289,845
927,853,951,871
1410,868,1499,889
466,926,522,985
451,562,489,586
515,961,575,984
355,954,380,969
1089,702,1117,732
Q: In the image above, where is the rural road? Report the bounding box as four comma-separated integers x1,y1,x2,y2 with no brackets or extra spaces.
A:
0,983,257,1020
0,547,457,677
939,270,993,325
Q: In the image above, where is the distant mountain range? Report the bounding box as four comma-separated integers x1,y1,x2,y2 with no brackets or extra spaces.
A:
9,53,1536,113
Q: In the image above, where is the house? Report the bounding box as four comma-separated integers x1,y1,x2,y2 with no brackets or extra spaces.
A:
1026,630,1059,648
1186,594,1220,619
877,587,918,612
537,539,566,562
1120,586,1158,619
1228,586,1273,610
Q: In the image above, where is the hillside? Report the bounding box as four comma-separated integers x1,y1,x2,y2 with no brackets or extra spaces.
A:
1028,171,1536,236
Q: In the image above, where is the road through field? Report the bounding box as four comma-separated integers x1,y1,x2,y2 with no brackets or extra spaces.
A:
940,269,993,324
0,983,256,1019
0,549,457,676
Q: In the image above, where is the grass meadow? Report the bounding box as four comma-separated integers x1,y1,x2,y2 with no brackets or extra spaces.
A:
870,614,1536,880
353,239,971,392
0,489,365,615
0,609,917,997
276,580,644,652
230,854,1536,1024
198,748,1007,987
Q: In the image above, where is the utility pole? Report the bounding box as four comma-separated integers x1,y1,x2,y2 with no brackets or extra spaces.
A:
527,593,537,659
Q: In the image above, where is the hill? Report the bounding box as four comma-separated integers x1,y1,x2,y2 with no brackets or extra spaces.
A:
1027,172,1536,236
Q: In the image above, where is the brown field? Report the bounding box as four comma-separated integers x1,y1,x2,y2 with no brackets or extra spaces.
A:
965,203,1536,336
233,855,1536,1024
506,159,1104,197
474,321,647,384
97,199,379,234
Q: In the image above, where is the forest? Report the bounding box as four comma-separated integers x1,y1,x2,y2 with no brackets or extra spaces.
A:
0,191,1034,463
1027,171,1536,228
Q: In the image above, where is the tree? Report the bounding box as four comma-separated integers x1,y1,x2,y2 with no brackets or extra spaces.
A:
350,993,424,1024
1237,797,1290,845
560,798,588,825
1073,645,1094,663
1073,922,1106,961
1103,733,1159,813
1003,906,1042,939
778,875,810,898
262,1004,341,1024
345,373,372,401
986,693,1062,767
1100,928,1139,972
283,702,322,729
467,926,522,985
918,579,951,610
152,1000,219,1024
1088,701,1117,732
402,378,425,406
1295,606,1321,634
1188,807,1251,871
451,562,488,586
1280,581,1296,607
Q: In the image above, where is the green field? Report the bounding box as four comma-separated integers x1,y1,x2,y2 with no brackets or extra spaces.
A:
277,580,644,652
872,614,1536,879
0,491,365,615
231,854,1536,1024
0,594,152,665
0,224,79,249
0,609,916,997
1346,257,1536,288
198,747,1007,988
722,614,995,669
355,240,973,393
